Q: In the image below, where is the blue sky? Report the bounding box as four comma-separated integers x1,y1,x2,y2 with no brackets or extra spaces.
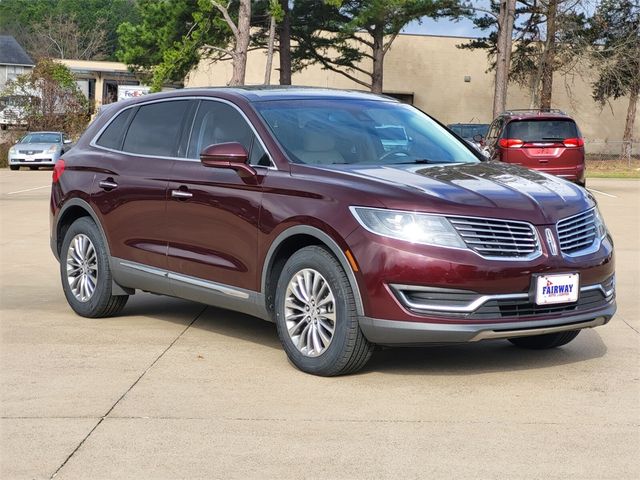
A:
402,16,482,38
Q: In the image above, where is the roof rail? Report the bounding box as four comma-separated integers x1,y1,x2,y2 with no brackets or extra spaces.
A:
501,108,567,115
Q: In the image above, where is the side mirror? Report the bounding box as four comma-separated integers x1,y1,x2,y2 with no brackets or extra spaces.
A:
63,139,72,145
200,142,256,178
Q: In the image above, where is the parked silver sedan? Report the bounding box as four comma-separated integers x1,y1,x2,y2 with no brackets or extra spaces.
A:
8,131,72,170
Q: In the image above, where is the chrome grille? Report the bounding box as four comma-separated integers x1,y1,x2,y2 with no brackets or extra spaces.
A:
19,149,43,154
448,216,539,258
556,209,597,254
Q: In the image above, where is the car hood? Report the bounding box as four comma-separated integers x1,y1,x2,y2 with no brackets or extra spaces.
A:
13,143,59,150
314,162,593,225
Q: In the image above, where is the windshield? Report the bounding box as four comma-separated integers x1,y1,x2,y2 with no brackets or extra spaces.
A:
255,99,480,165
506,119,578,142
20,133,62,144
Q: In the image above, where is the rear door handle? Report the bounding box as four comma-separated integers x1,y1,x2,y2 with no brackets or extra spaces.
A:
98,179,118,190
171,189,193,199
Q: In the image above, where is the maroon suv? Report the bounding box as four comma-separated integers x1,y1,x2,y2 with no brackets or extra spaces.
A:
481,109,586,186
50,88,615,376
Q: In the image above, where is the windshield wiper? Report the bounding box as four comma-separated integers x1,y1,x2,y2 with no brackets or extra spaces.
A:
393,159,438,164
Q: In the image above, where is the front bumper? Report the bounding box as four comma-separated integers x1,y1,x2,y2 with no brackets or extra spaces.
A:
9,155,58,166
360,301,615,346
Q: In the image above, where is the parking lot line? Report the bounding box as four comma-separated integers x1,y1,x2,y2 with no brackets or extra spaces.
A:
588,188,617,198
5,185,50,195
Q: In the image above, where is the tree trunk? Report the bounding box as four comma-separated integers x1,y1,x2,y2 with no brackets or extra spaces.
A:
540,0,557,110
264,14,276,85
278,0,291,85
229,0,251,86
371,28,384,94
622,82,639,164
493,0,516,118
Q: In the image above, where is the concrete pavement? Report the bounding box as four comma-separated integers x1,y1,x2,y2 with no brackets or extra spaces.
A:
1,170,638,479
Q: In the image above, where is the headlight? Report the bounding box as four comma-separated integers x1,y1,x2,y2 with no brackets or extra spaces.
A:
9,146,16,154
593,207,607,239
47,144,58,153
350,207,466,248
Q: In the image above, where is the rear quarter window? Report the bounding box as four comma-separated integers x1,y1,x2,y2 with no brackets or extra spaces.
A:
506,119,578,142
96,109,132,150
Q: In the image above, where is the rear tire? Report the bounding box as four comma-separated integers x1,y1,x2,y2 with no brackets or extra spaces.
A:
508,330,580,349
60,217,128,318
9,165,19,171
275,246,373,376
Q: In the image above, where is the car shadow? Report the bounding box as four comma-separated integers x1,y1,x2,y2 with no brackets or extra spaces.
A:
122,294,608,375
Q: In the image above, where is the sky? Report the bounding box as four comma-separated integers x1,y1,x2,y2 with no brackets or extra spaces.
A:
402,16,482,37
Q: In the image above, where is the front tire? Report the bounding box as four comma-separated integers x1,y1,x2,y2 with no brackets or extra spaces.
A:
60,217,128,318
9,165,19,171
508,330,580,349
275,246,373,376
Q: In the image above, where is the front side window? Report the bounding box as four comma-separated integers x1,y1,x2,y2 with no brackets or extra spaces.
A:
255,99,479,166
122,100,190,157
187,100,254,159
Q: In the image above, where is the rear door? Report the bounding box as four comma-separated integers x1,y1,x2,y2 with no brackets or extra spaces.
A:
501,119,583,169
91,99,194,271
164,99,268,292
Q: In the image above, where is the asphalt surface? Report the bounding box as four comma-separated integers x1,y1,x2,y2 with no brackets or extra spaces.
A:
1,170,638,479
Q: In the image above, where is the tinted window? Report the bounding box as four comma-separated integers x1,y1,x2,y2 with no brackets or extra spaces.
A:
96,109,132,150
249,138,271,166
187,100,254,158
506,119,578,142
256,100,479,165
123,100,190,156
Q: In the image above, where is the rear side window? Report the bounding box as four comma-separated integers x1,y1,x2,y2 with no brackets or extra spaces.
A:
96,109,132,150
506,119,578,142
123,100,190,157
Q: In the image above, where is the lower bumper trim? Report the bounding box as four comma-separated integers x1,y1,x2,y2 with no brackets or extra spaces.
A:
359,302,615,346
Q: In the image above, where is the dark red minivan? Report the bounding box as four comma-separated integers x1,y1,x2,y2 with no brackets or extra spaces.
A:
482,110,586,186
50,88,615,375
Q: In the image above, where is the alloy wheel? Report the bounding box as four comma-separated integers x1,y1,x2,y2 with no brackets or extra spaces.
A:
66,233,98,302
284,268,336,357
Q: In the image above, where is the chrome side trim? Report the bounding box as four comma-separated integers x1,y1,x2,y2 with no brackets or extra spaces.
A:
167,272,250,299
118,260,250,299
392,281,613,314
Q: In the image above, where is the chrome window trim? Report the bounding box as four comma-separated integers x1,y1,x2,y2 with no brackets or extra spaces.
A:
349,205,542,262
89,96,277,170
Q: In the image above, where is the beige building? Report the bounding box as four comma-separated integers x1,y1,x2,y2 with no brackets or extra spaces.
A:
187,34,638,152
56,59,143,112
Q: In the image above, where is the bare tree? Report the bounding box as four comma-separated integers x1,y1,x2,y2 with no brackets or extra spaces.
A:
26,14,108,60
210,0,252,86
278,0,292,85
494,0,517,116
264,0,284,85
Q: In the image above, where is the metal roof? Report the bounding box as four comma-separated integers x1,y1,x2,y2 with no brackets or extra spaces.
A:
0,36,34,66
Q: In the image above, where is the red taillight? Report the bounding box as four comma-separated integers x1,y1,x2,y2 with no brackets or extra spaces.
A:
563,137,584,147
498,138,524,148
53,159,65,183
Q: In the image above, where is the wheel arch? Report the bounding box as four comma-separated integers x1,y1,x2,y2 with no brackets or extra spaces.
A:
261,226,364,319
54,199,110,259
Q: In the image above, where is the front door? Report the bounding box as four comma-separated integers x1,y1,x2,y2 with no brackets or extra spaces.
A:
165,99,268,292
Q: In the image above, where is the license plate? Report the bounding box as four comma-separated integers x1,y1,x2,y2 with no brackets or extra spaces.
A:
535,273,579,305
